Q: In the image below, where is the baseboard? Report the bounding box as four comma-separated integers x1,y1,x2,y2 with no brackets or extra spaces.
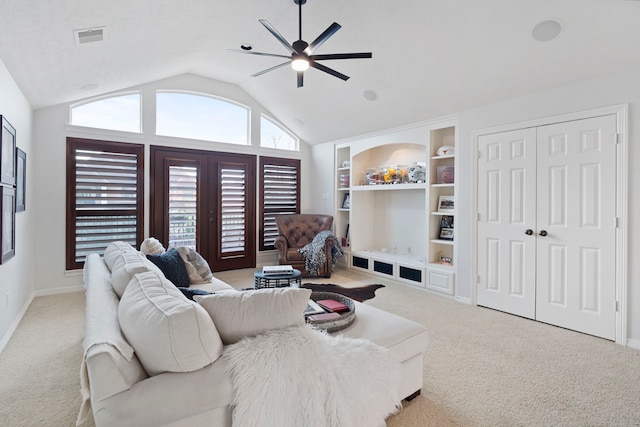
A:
455,296,472,305
0,292,35,354
34,285,85,297
627,338,640,351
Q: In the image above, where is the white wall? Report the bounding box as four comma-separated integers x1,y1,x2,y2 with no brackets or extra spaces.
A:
315,70,640,346
0,59,35,350
32,73,314,293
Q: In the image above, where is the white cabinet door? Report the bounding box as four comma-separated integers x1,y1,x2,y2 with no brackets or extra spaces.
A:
477,115,617,340
535,116,617,340
477,128,538,319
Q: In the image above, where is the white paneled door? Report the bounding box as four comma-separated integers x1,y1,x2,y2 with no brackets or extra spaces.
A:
477,115,617,340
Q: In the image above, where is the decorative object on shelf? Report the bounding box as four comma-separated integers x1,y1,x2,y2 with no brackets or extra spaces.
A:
365,168,382,185
339,174,350,188
16,148,25,212
382,166,396,184
341,192,351,209
436,146,455,156
439,215,454,241
341,160,351,168
1,116,16,186
440,256,453,265
1,185,16,264
437,195,455,212
407,163,425,183
230,0,372,88
436,165,455,184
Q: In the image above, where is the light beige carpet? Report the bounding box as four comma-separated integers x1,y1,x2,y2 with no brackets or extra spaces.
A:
2,268,640,426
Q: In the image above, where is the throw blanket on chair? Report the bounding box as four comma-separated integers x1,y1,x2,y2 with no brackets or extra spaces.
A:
298,230,344,275
223,325,401,427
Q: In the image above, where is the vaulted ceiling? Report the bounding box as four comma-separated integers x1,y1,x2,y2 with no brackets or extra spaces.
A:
1,0,639,144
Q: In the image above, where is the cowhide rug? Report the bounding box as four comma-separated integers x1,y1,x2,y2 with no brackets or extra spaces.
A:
300,283,384,302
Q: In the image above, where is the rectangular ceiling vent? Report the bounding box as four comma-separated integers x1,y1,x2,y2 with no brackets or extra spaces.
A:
74,27,106,45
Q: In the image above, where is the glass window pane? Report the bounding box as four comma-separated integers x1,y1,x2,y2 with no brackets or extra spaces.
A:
71,94,141,132
156,92,248,145
260,116,298,151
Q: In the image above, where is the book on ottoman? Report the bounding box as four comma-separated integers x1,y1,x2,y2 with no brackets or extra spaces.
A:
317,299,350,313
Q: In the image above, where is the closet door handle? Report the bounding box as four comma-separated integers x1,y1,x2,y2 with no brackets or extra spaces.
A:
539,230,548,237
525,229,534,235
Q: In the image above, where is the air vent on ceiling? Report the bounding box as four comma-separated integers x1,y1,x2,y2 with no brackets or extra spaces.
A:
74,27,106,45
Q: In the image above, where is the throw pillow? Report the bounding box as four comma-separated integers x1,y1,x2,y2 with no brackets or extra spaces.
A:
118,271,224,376
139,237,166,255
146,248,190,288
178,287,213,301
176,247,213,284
194,287,311,345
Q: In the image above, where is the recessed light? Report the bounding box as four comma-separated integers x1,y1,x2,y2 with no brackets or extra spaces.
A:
363,90,378,101
531,19,563,42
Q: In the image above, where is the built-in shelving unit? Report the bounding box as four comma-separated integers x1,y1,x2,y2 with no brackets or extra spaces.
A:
333,118,458,295
334,144,351,268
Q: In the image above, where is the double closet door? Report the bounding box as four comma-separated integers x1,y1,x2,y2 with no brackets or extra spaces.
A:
477,115,617,340
150,146,256,272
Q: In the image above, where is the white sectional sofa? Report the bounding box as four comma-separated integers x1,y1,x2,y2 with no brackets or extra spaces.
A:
79,242,428,426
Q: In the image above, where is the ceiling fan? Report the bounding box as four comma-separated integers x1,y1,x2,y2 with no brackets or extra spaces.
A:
230,0,372,88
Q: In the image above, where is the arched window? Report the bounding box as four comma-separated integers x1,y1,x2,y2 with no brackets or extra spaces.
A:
260,115,298,151
70,93,141,132
156,91,249,145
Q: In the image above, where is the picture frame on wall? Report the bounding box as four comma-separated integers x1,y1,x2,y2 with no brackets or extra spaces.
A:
1,116,17,186
437,195,455,212
16,148,26,212
1,185,16,264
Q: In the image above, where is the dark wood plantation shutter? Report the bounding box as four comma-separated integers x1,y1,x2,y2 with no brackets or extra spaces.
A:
259,157,300,250
220,164,247,255
66,138,143,269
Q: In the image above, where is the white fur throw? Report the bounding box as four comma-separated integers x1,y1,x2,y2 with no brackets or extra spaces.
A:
223,324,401,427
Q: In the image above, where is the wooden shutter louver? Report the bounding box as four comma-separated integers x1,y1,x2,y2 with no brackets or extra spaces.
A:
220,166,246,254
67,139,143,269
168,166,197,249
260,159,300,250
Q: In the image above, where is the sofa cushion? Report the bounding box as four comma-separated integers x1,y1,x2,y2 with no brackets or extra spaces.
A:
194,287,311,345
103,241,136,270
118,271,224,376
146,248,190,288
110,251,152,298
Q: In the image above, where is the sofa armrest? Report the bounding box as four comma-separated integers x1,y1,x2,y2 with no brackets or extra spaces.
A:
274,236,289,264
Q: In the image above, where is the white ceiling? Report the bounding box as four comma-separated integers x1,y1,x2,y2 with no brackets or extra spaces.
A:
1,0,639,144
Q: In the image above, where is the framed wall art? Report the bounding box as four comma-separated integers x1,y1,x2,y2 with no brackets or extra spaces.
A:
16,148,26,212
437,195,455,212
1,116,17,186
1,185,16,264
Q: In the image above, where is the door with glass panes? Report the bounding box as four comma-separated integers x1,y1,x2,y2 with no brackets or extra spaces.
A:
150,146,256,271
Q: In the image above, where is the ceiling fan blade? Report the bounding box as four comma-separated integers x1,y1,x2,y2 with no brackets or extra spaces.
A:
310,52,373,61
297,71,304,88
251,62,291,77
305,22,341,54
259,19,296,54
309,61,349,81
228,49,291,59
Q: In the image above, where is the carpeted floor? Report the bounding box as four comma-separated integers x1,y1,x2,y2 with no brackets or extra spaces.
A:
2,267,640,426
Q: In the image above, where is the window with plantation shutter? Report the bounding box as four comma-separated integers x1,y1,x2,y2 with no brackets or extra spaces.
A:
220,165,247,254
168,166,197,249
259,157,300,250
66,138,143,270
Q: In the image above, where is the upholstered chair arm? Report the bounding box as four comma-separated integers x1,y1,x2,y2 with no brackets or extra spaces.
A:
274,236,289,264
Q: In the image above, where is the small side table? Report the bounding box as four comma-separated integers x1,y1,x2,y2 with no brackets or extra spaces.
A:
254,269,302,289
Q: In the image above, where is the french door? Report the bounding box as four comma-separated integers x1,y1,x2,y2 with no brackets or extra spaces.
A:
477,115,618,340
150,146,256,271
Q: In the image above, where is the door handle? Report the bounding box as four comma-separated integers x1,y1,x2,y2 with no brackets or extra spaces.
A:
525,229,534,235
539,230,548,237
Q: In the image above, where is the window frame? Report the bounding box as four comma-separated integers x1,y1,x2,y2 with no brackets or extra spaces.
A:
259,156,301,251
65,137,144,270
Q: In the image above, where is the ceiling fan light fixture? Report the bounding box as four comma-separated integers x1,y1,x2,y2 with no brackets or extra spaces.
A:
291,57,310,71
